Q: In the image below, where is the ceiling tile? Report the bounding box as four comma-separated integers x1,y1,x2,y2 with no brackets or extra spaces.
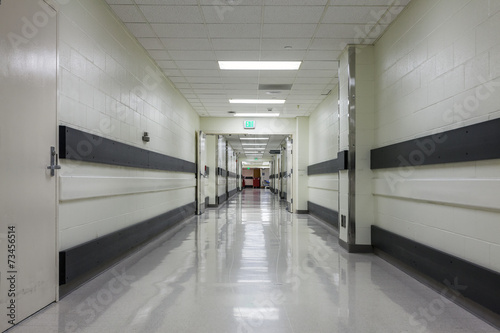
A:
309,38,350,50
262,24,317,38
125,23,155,37
215,50,261,61
136,37,163,49
148,50,170,60
316,23,365,39
139,5,203,23
300,60,338,70
161,38,212,50
202,5,262,24
259,50,306,61
304,50,339,61
110,5,145,22
323,6,391,24
151,24,207,38
181,69,220,77
260,38,311,50
175,61,218,70
264,0,328,5
297,69,338,78
169,50,216,61
211,38,261,51
199,0,262,4
104,0,412,118
207,24,261,38
187,77,223,84
106,0,133,4
156,60,176,68
263,6,325,24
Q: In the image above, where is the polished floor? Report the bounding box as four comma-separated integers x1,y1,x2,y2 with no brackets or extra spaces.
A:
8,189,499,333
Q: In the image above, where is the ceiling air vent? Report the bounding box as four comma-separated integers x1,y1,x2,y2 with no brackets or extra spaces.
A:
258,84,293,91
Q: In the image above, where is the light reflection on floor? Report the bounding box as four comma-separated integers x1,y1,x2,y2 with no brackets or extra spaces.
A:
7,189,499,333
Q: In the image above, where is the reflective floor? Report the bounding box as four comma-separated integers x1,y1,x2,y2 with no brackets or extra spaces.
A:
8,189,499,333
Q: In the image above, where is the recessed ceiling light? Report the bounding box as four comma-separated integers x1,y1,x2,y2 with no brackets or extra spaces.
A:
243,148,265,150
234,113,280,117
241,143,267,146
240,137,269,140
230,99,285,104
219,61,301,70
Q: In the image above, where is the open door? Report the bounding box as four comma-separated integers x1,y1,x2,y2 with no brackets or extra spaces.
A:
0,0,58,330
196,131,207,215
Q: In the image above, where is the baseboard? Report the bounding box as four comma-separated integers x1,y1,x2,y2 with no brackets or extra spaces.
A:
59,202,195,288
307,201,339,229
372,225,500,328
338,238,373,253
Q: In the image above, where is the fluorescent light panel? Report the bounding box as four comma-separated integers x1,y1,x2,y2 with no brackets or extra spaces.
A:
240,138,269,140
234,113,280,117
230,100,285,104
241,143,267,146
243,148,265,150
219,61,301,70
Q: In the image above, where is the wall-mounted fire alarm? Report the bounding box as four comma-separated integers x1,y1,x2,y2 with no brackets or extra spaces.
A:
142,132,150,142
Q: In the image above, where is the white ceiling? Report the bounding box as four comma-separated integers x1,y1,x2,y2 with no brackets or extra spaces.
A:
105,0,411,118
224,133,288,160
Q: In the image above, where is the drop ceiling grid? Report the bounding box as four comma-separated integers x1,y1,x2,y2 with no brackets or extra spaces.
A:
106,1,411,117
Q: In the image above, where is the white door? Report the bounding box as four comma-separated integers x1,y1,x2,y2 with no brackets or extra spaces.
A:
286,137,293,212
196,131,207,214
0,1,58,330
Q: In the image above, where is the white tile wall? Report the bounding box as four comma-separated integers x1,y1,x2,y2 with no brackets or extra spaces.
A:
217,136,227,197
57,0,199,250
227,144,237,193
372,0,500,272
307,87,339,215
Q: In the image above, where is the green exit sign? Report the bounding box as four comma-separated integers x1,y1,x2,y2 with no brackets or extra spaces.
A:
243,120,255,129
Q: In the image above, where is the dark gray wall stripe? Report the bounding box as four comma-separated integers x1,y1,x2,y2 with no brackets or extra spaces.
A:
218,193,227,204
228,171,237,178
59,126,196,173
371,118,500,169
59,202,196,285
338,238,372,253
228,188,238,198
308,201,339,229
372,225,500,316
307,151,348,175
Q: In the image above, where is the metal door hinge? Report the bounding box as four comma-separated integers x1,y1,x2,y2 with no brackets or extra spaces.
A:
47,146,61,176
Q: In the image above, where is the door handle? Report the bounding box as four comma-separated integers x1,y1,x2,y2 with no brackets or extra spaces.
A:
47,146,61,176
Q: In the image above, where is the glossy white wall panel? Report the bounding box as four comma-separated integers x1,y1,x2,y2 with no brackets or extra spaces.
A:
372,0,500,271
57,0,199,250
59,187,194,250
